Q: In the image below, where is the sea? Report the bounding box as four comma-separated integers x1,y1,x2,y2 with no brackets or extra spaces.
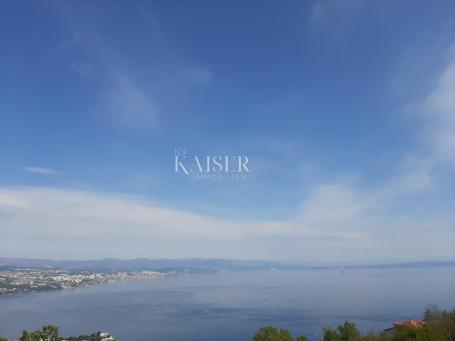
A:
1,267,454,340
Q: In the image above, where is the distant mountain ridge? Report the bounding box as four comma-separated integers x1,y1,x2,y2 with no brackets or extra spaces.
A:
0,257,454,272
0,257,283,272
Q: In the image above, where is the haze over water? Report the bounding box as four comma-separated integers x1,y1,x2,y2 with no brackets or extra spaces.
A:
1,267,454,341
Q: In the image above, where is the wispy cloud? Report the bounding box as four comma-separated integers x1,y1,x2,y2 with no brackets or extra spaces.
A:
388,44,455,194
0,185,453,262
104,74,159,133
22,167,60,175
307,0,363,38
0,187,369,261
69,61,95,78
421,56,455,163
178,67,213,85
57,5,212,135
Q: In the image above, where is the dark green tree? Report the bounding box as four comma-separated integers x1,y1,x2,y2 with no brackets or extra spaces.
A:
253,326,309,341
338,321,361,341
425,306,443,323
254,326,295,341
19,331,33,341
40,325,59,341
296,336,310,341
324,327,342,341
19,325,59,341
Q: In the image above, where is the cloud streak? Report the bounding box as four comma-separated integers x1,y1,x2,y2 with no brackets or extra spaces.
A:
0,185,453,262
22,167,60,175
421,57,455,163
57,4,213,135
104,75,159,133
307,0,363,38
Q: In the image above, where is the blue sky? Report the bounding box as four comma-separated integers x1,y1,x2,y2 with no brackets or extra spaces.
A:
1,0,455,263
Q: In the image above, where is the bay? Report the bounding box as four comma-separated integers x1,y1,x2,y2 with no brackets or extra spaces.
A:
1,267,454,340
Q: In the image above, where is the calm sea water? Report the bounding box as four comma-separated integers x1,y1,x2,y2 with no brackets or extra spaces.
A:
1,268,454,341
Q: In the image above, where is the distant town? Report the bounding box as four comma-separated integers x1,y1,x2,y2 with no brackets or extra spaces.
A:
0,268,164,296
1,257,454,296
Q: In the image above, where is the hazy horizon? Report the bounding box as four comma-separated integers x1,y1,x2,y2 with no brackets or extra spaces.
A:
1,255,455,267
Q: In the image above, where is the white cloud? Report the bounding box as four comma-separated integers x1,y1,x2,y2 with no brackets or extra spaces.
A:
22,167,60,175
0,186,453,262
178,67,213,85
0,187,369,261
297,184,370,226
307,0,363,37
385,47,455,198
104,75,159,133
57,9,213,135
421,59,455,163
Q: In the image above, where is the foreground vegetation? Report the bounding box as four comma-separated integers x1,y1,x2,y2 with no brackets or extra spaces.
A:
1,307,453,341
253,307,455,341
0,326,107,341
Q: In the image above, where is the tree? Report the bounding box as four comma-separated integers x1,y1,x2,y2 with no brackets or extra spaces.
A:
40,325,59,341
324,327,342,341
425,306,443,323
296,336,310,341
338,321,361,341
253,326,309,341
254,326,295,341
19,325,59,341
19,331,33,341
